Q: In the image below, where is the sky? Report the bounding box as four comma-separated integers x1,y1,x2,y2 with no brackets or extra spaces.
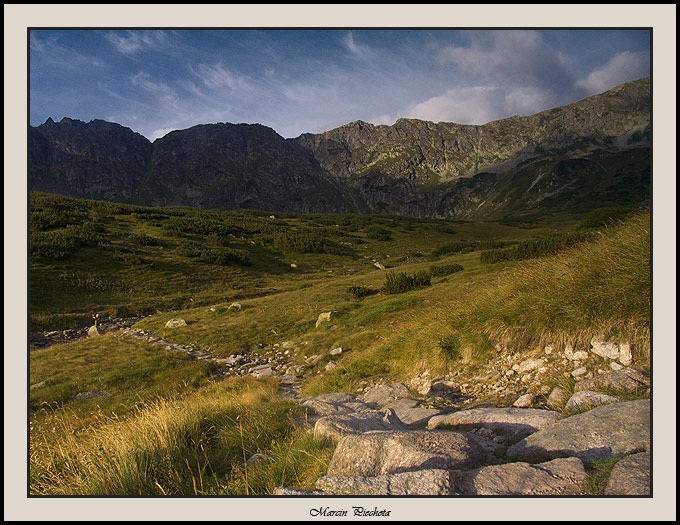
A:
29,29,650,141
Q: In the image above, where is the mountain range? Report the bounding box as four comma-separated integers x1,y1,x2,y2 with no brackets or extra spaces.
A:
29,77,650,221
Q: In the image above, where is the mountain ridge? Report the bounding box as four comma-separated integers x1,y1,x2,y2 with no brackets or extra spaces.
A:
29,77,650,221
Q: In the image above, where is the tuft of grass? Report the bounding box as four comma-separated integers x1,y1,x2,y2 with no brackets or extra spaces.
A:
584,457,622,495
30,378,333,495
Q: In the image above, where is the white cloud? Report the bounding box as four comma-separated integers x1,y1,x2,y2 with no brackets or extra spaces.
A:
189,63,251,91
577,51,650,96
343,31,372,61
369,114,394,126
406,85,560,125
104,31,168,55
131,72,179,108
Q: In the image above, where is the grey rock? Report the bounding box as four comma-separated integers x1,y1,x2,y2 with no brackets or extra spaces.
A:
327,430,490,476
87,325,101,337
506,400,650,466
330,347,343,356
301,393,374,417
361,383,410,407
574,368,649,393
565,391,619,411
590,338,620,360
314,409,405,442
455,457,588,495
316,469,454,495
546,387,570,409
325,361,337,371
384,398,443,427
228,302,242,310
605,452,650,495
273,487,324,495
427,407,563,440
618,343,633,366
74,391,110,400
517,358,544,373
30,380,48,390
512,394,536,408
164,318,187,328
425,380,461,398
572,367,588,377
246,453,272,467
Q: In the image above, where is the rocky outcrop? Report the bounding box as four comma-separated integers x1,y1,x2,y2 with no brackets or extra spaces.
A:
605,452,651,495
506,400,650,466
316,469,454,496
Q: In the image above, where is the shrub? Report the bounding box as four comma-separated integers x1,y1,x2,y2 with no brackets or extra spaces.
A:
433,241,476,257
348,286,375,299
381,270,431,294
199,248,251,266
131,233,161,246
429,263,464,277
174,240,203,258
480,232,595,264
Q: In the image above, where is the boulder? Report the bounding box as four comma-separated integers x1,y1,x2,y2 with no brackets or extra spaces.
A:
301,393,374,417
565,391,619,411
618,343,633,366
273,487,323,495
228,302,243,310
574,368,649,393
517,358,544,373
424,381,461,398
427,407,563,440
605,452,650,495
546,387,570,409
327,430,490,476
316,469,454,495
590,338,620,360
383,398,443,427
315,312,333,327
325,361,337,371
314,409,405,442
165,318,187,328
454,457,587,495
512,394,536,408
506,400,650,466
361,383,410,407
330,347,343,356
374,262,386,270
74,391,110,400
87,325,101,337
571,367,587,377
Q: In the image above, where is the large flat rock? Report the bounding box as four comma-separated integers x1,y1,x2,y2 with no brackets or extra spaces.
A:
316,469,454,495
605,452,651,495
327,430,490,476
454,457,588,495
301,393,376,419
574,368,650,393
361,383,410,407
427,407,563,440
384,398,443,427
313,409,405,442
506,399,650,466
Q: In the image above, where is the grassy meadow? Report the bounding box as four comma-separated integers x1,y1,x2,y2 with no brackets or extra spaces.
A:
28,192,650,495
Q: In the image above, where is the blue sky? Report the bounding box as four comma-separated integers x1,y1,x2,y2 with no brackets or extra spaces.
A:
29,29,650,140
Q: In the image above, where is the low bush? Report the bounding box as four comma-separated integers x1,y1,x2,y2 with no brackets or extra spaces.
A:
274,230,340,254
381,270,431,294
429,263,464,277
480,231,595,264
577,207,636,230
365,226,392,241
433,241,476,257
347,286,376,299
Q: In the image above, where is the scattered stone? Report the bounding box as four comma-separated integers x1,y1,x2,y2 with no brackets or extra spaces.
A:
374,262,386,270
327,430,490,476
315,312,333,327
316,469,454,496
506,400,649,466
290,263,298,269
570,350,589,361
513,394,536,408
454,457,587,495
517,358,544,373
565,391,620,411
610,362,623,371
251,366,274,378
590,338,620,360
314,409,405,442
427,407,563,441
425,381,461,399
74,391,110,400
87,325,101,337
325,361,337,372
383,398,443,427
573,368,649,393
246,453,272,467
571,367,587,377
330,347,343,356
362,383,410,407
30,380,48,390
539,385,552,395
605,452,650,495
618,343,633,366
228,302,242,310
544,345,554,355
546,387,570,409
505,370,515,377
165,318,187,328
